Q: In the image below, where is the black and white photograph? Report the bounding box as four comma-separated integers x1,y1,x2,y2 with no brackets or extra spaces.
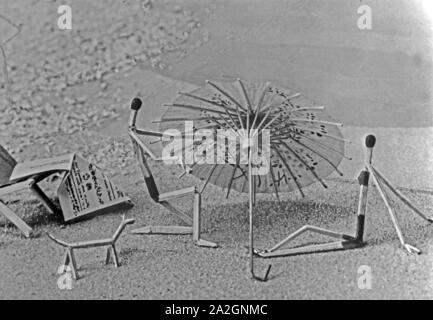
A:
0,0,432,304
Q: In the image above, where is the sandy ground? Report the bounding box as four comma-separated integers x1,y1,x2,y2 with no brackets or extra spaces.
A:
1,0,433,299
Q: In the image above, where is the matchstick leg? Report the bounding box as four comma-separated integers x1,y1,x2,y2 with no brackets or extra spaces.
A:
193,192,218,248
255,241,363,258
372,166,433,223
195,239,218,248
268,225,355,253
367,165,421,255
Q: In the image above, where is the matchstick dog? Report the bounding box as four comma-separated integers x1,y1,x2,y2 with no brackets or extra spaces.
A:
47,215,135,280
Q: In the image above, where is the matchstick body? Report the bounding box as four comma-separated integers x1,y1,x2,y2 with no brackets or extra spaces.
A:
355,135,376,242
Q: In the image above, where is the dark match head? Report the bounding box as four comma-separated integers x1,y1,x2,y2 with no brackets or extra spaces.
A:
130,98,142,111
365,134,376,148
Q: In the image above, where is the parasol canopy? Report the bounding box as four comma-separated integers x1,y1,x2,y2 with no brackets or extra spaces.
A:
157,79,348,199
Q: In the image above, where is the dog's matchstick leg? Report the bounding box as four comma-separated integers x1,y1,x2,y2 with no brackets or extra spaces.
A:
60,251,70,274
105,247,112,265
67,248,79,280
111,245,119,267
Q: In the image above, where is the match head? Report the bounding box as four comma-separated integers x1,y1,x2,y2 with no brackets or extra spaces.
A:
365,134,376,148
130,98,142,111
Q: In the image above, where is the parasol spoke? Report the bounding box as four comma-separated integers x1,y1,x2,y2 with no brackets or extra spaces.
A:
256,82,271,112
295,133,352,160
261,92,301,113
278,140,328,188
257,92,279,114
237,78,253,113
163,103,237,116
226,156,241,198
206,80,247,112
272,146,305,197
240,164,250,193
178,91,237,113
283,135,344,176
271,134,350,160
199,164,219,193
268,163,281,202
280,125,351,143
206,80,247,130
260,112,283,132
284,106,325,114
254,107,274,133
216,113,238,133
153,116,220,123
288,118,343,127
223,108,241,131
250,83,270,130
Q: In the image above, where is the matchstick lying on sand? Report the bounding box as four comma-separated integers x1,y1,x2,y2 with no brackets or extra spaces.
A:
47,215,135,280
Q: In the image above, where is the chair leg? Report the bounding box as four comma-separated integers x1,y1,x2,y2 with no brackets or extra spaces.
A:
0,200,32,237
30,182,60,215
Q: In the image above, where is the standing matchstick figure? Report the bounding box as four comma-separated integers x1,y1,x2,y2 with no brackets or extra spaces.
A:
361,135,433,254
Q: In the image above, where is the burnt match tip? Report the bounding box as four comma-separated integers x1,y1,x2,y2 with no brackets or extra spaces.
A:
131,98,142,110
365,134,376,148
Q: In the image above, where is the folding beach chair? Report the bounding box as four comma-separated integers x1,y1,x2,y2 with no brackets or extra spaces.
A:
0,145,61,237
128,98,217,248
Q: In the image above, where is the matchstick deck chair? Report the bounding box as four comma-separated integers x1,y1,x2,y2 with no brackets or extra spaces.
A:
0,145,61,237
128,98,217,248
254,134,432,258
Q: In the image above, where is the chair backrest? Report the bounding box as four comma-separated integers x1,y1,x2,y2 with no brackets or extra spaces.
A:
129,98,160,202
0,144,17,187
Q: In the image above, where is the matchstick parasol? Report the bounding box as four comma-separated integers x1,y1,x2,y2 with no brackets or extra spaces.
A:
156,79,348,280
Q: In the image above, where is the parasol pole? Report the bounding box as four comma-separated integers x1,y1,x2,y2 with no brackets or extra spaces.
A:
248,145,271,282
